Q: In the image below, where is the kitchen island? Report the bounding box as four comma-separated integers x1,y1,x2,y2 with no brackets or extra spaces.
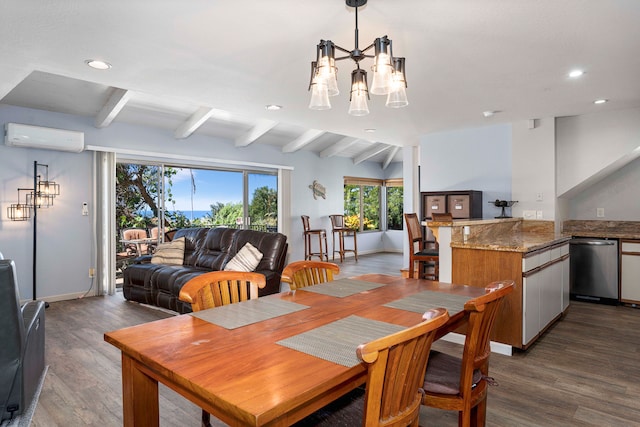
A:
427,218,570,352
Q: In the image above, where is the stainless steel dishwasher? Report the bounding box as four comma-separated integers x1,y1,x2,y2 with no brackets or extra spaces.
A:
570,238,619,305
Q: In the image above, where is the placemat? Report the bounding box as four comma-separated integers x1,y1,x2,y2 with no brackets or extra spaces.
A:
277,315,405,367
299,278,387,298
384,290,469,315
190,298,309,329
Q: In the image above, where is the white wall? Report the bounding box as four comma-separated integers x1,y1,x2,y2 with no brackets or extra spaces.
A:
556,106,640,198
0,144,93,302
511,118,556,221
419,124,512,219
569,156,640,220
0,105,402,301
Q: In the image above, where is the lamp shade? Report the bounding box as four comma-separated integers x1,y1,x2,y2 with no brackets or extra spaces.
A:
309,81,331,110
369,37,393,95
38,180,60,197
386,57,408,108
8,203,32,221
348,69,370,116
317,41,339,96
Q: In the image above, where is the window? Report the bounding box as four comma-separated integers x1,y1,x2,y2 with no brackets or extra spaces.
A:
385,178,404,230
343,177,403,232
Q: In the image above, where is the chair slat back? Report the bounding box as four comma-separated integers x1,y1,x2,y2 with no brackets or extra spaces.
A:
404,213,424,246
329,214,345,229
179,271,266,312
301,215,312,232
460,280,514,393
357,308,450,427
281,260,340,290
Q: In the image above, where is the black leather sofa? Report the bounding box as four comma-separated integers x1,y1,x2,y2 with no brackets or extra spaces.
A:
122,227,288,314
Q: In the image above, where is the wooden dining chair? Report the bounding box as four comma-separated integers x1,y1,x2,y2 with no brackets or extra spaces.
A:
301,215,328,261
178,271,266,427
404,213,439,280
295,308,450,427
281,260,340,290
421,280,514,427
329,214,358,262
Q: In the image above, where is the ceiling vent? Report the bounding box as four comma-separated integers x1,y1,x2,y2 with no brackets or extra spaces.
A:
4,123,84,152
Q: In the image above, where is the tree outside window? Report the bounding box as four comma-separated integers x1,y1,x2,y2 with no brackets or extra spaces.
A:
343,177,403,232
386,178,404,230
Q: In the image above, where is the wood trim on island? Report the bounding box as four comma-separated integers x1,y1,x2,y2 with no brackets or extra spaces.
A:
452,248,523,348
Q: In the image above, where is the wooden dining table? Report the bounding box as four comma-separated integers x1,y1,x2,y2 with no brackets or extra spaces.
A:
104,273,487,427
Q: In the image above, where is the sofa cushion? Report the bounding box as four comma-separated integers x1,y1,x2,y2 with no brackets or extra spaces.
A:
151,237,185,265
223,242,263,272
172,228,208,266
226,229,288,273
193,227,236,270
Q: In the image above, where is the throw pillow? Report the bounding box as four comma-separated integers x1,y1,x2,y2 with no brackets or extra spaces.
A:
151,237,185,265
224,242,263,272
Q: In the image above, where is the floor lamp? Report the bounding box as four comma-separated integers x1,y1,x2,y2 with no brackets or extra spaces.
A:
7,161,60,307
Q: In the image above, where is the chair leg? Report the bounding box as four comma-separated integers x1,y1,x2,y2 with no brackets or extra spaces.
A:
202,409,212,427
322,232,328,261
338,231,345,262
331,231,336,260
352,231,358,261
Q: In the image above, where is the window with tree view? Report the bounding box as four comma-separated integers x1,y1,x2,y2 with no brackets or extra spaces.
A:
343,177,403,232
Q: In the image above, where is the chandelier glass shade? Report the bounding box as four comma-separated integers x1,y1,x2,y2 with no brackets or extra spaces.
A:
308,0,408,115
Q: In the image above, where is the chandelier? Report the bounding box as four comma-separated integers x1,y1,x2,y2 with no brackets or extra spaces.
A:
308,0,408,116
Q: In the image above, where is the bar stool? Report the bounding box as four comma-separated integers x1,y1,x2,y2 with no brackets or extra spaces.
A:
301,215,328,261
329,214,358,262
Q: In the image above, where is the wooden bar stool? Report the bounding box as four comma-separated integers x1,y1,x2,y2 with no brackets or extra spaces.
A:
329,214,358,262
301,215,328,261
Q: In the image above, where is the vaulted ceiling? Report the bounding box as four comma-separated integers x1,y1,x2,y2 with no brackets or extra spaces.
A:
1,1,639,168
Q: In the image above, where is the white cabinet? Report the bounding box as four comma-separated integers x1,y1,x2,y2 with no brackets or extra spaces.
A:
621,240,640,304
522,243,569,347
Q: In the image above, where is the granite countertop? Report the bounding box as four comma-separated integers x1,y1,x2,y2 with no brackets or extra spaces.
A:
562,220,640,240
450,233,570,253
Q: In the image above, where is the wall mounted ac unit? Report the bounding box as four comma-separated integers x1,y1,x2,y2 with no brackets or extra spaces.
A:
4,123,85,153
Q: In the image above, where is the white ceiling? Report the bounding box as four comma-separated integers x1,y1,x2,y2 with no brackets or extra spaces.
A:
1,0,640,167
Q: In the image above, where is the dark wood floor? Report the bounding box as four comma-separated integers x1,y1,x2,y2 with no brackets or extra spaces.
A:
32,252,640,426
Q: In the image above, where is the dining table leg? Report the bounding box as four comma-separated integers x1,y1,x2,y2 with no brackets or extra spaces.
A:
121,354,159,426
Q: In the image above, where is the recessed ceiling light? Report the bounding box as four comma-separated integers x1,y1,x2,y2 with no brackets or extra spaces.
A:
568,69,584,78
364,128,376,133
594,99,608,104
483,110,497,117
85,59,112,70
265,104,282,111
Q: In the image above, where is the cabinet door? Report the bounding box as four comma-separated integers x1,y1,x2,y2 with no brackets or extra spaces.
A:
561,256,570,311
621,252,640,303
522,272,541,345
540,262,561,329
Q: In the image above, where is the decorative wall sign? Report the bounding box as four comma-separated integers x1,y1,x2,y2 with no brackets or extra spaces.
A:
309,180,326,199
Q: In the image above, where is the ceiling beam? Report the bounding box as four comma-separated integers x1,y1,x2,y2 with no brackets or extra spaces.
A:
235,119,278,147
320,137,359,158
353,143,391,165
282,129,325,153
174,106,217,139
382,146,400,170
94,88,130,128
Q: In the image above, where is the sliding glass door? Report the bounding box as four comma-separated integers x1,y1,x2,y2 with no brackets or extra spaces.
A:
116,162,278,245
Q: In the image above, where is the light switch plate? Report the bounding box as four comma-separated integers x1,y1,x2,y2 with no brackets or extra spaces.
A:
596,207,605,218
536,210,543,219
523,210,536,219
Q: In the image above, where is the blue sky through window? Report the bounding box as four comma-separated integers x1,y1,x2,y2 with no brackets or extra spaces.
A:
168,168,276,212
